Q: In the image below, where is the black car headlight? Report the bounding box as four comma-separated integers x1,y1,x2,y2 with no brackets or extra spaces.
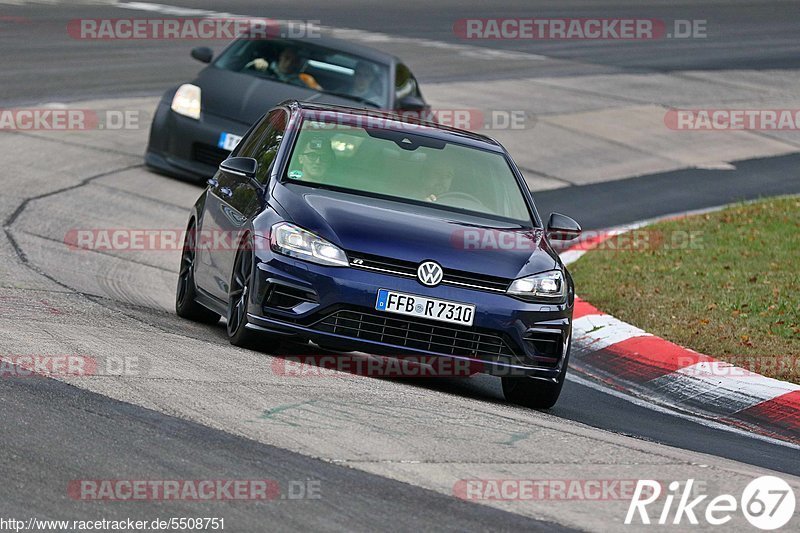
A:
506,270,565,302
171,84,201,120
270,222,349,267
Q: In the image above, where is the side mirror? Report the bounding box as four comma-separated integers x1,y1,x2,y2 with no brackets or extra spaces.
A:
546,213,581,241
191,46,213,63
397,95,428,112
219,157,258,180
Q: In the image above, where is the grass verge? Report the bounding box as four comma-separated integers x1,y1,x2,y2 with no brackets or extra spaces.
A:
570,196,800,383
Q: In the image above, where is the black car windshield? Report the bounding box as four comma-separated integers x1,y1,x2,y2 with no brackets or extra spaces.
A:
284,117,534,226
213,39,389,109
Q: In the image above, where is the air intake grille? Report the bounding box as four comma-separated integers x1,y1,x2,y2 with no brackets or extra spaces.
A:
264,284,317,310
192,143,230,167
524,331,564,368
313,309,522,363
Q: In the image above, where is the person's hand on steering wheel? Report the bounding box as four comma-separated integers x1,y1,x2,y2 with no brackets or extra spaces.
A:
244,58,269,72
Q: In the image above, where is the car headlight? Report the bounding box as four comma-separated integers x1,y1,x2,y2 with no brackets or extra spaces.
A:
270,222,349,267
171,84,201,120
507,270,565,302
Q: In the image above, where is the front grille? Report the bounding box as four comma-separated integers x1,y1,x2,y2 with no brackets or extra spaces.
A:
348,251,511,293
313,309,522,363
192,143,229,167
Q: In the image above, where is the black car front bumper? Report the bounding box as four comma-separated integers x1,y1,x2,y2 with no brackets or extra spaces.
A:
145,101,251,183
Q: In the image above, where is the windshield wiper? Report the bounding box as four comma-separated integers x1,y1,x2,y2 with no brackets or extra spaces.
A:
317,90,381,108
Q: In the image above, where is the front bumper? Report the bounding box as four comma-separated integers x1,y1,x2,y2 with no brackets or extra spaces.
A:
145,101,251,183
246,245,573,381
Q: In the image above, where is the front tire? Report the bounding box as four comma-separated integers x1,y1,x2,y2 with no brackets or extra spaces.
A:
502,340,570,409
176,221,220,324
226,238,261,348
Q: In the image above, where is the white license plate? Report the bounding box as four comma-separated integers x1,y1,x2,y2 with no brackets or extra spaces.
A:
217,132,242,152
375,289,475,326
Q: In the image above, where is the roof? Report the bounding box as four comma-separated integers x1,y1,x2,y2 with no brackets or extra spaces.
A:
287,100,505,151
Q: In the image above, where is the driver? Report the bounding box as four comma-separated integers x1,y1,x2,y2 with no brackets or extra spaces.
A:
251,47,300,83
420,160,455,203
249,47,322,89
291,137,335,184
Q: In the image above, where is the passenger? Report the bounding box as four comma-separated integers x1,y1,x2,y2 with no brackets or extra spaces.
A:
349,61,383,104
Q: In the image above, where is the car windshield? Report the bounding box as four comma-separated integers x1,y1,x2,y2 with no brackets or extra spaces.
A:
213,39,389,109
284,117,534,226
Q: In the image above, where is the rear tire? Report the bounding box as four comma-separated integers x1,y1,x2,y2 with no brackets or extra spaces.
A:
502,339,570,409
176,221,220,324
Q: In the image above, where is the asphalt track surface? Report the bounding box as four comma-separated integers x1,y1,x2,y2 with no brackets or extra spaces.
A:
1,1,800,531
4,0,800,105
0,374,566,532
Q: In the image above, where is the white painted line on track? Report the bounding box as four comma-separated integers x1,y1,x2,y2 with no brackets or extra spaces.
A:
573,313,651,351
115,2,548,61
558,249,586,266
647,362,800,415
566,373,800,451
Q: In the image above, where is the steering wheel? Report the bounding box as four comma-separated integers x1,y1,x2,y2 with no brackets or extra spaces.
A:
434,191,487,211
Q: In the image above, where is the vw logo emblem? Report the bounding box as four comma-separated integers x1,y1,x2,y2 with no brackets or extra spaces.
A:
417,261,443,287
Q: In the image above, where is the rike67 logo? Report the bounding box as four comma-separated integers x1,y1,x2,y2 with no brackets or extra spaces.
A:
626,476,796,529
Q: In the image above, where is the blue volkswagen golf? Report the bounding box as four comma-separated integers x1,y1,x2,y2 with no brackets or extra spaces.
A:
176,100,581,408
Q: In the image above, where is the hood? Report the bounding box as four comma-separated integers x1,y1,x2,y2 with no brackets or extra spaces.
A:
195,67,368,123
271,184,558,280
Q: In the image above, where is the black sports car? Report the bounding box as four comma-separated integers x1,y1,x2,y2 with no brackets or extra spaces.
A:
146,33,429,182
